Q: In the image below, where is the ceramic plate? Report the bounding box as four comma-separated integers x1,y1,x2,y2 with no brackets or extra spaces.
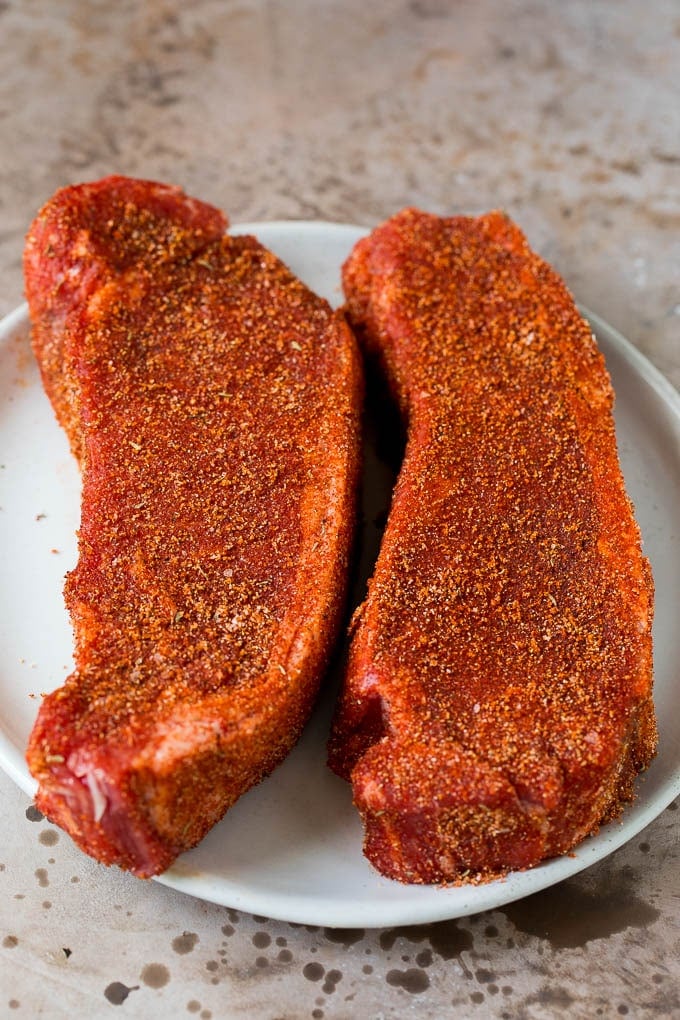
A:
1,221,679,928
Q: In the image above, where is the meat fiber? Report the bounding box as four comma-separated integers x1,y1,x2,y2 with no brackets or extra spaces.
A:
329,208,656,884
24,176,362,877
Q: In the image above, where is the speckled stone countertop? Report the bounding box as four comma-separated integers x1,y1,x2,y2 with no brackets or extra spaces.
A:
1,2,679,1018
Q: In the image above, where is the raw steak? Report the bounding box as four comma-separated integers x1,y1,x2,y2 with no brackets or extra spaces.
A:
329,208,656,884
25,176,362,877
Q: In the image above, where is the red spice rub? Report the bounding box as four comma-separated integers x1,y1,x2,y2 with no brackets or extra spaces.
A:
329,208,656,884
24,176,362,877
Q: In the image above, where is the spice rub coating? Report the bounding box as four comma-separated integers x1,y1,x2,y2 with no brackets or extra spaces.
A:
24,176,362,877
329,208,656,884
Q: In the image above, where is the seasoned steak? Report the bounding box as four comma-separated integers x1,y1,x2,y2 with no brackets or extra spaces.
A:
329,208,656,884
24,176,362,877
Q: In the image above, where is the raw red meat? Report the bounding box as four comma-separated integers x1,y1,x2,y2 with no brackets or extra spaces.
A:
329,208,656,884
25,176,362,877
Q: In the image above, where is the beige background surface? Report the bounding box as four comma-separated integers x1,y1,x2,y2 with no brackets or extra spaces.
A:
1,2,678,1017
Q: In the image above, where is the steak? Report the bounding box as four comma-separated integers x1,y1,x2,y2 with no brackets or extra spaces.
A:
329,208,656,884
24,176,362,877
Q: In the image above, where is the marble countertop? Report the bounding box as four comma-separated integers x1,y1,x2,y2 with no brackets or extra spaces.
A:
1,2,678,1017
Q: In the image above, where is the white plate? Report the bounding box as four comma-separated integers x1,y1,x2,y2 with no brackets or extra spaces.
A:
1,221,679,929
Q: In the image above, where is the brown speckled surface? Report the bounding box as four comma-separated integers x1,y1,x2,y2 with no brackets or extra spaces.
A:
1,1,679,1017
